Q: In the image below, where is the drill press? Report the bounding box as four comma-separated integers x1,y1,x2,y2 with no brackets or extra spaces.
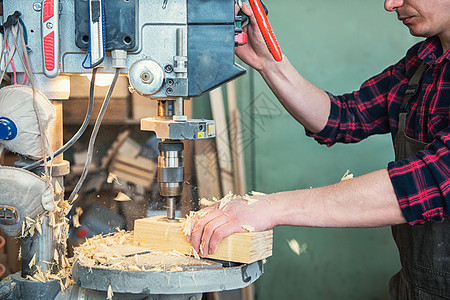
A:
0,1,263,299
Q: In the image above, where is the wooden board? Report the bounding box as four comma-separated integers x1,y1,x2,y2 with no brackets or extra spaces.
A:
115,154,155,172
117,137,142,158
209,87,234,195
69,75,129,99
226,81,247,195
131,93,159,120
134,216,273,264
111,169,152,189
194,140,222,200
63,98,129,124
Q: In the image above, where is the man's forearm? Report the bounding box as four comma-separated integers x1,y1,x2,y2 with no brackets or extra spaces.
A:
271,169,407,228
188,169,407,256
259,57,332,133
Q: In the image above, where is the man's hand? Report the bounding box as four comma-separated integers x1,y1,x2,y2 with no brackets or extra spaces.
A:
235,3,281,72
188,195,276,257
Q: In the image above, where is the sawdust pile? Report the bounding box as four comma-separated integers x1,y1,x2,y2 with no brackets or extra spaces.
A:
74,230,215,272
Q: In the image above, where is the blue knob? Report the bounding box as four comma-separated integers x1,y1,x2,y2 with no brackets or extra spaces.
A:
0,117,17,140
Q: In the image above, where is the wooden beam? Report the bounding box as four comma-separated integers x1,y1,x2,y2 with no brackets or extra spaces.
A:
134,216,272,264
209,87,234,195
226,81,247,195
194,140,222,200
181,101,194,218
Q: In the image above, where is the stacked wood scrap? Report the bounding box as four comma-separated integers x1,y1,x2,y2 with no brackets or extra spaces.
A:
107,136,157,190
200,82,247,200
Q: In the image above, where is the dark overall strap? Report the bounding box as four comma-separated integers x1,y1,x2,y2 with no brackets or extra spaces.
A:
399,62,427,113
395,62,428,161
390,62,450,299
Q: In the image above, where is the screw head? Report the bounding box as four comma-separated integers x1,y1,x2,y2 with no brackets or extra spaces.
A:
164,64,173,73
33,2,42,11
140,71,154,84
46,22,53,29
166,88,173,95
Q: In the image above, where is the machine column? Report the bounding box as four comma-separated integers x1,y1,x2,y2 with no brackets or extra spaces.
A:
21,76,70,277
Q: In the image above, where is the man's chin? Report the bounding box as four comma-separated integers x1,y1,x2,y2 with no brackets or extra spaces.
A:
407,28,427,38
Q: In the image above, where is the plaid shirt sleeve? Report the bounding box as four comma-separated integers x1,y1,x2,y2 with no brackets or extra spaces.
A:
388,127,450,225
306,43,450,225
306,64,399,146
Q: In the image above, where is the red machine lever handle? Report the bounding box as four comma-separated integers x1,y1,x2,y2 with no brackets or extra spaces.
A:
41,0,59,78
248,0,282,62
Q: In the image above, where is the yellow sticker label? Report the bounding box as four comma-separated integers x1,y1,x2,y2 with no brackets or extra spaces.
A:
197,132,205,139
208,124,216,135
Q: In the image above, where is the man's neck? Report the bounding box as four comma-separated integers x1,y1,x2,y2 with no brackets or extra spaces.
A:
438,34,450,53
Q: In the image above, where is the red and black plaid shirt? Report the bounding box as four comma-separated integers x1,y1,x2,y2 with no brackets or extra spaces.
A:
308,36,450,226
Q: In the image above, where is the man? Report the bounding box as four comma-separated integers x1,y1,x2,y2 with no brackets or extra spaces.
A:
188,0,450,298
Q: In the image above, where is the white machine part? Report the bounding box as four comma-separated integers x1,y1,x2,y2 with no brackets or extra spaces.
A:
0,85,55,160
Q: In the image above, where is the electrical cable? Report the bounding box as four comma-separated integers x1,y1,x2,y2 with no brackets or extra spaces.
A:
67,68,121,203
22,68,98,171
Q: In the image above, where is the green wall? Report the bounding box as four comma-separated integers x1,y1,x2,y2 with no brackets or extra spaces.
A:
196,0,421,298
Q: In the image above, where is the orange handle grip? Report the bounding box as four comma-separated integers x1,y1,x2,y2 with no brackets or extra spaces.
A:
249,0,283,62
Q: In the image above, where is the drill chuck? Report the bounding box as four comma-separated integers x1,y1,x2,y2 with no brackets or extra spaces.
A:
158,141,184,219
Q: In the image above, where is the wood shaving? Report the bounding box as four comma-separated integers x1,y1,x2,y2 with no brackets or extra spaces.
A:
287,239,308,255
75,207,83,216
251,191,266,196
219,191,238,209
35,219,42,235
199,243,204,256
33,265,46,282
54,249,59,264
189,246,200,260
26,275,38,282
107,172,118,184
21,215,46,238
241,225,255,232
49,212,56,228
73,206,83,228
29,253,36,269
340,170,354,181
54,181,63,195
114,191,132,202
72,214,81,228
242,194,258,205
181,211,195,238
63,201,73,216
199,198,215,207
107,285,114,300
